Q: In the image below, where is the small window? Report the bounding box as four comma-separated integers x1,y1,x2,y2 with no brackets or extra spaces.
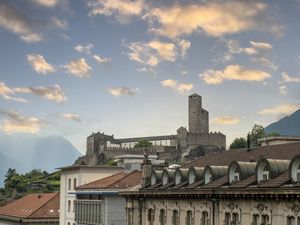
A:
261,215,269,225
186,210,193,225
201,211,208,225
297,172,300,182
73,178,77,189
287,216,296,225
67,200,71,212
252,214,259,225
68,178,71,190
233,173,239,182
148,209,155,225
224,213,230,225
262,171,269,181
160,209,166,225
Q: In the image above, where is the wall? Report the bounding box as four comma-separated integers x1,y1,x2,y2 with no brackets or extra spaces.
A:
105,196,126,225
59,166,123,225
126,198,300,225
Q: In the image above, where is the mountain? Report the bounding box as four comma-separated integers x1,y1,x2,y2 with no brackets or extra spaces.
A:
0,134,82,186
265,109,300,136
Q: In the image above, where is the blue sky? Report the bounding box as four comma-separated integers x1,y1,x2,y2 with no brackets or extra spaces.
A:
0,0,300,153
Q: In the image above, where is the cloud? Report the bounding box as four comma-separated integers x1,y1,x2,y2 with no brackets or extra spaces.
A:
0,2,43,43
227,40,272,55
15,85,67,103
280,72,300,83
87,0,144,22
51,17,68,29
108,87,139,97
211,116,240,125
31,0,59,8
258,104,300,115
178,39,191,58
93,54,111,65
161,79,193,93
279,85,287,96
144,1,273,38
64,58,92,78
75,44,94,55
126,40,178,67
0,82,27,103
61,113,81,122
0,109,44,133
200,64,271,85
27,54,55,74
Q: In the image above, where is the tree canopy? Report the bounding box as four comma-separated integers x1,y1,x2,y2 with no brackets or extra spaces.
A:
229,137,247,150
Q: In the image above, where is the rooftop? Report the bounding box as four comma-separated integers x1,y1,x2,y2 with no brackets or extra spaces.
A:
0,193,59,219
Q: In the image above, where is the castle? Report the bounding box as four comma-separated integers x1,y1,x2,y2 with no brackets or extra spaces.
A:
75,93,226,165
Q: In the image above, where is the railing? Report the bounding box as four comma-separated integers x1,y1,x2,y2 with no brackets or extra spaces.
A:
74,200,103,225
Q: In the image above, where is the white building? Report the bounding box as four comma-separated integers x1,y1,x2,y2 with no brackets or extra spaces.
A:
59,165,123,225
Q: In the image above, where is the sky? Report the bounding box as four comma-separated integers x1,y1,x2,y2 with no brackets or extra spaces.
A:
0,0,300,153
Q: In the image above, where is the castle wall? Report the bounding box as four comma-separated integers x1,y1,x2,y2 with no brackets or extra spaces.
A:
187,132,226,149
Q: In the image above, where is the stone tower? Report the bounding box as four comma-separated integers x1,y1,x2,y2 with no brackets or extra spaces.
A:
188,93,209,134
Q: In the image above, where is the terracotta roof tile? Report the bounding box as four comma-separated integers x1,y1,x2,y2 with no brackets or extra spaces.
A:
0,193,59,219
77,171,142,190
183,142,300,168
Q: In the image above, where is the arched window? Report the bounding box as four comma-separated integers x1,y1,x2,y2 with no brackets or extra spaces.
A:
172,210,179,225
148,209,155,225
159,209,166,225
186,210,193,225
224,212,230,225
287,216,296,225
201,211,208,225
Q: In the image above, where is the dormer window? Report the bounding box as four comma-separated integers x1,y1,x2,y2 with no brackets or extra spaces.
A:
297,164,300,181
262,170,269,181
233,173,239,182
151,173,156,186
205,172,212,184
189,171,196,184
175,173,181,185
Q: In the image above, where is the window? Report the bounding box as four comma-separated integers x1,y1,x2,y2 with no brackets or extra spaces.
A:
159,209,166,225
68,222,70,225
224,213,230,225
233,173,239,182
68,200,71,212
148,209,155,225
73,178,77,189
172,210,179,225
262,171,269,181
201,211,208,225
127,208,134,225
232,213,239,225
252,214,259,225
261,215,269,225
186,210,193,225
287,216,296,225
68,178,71,190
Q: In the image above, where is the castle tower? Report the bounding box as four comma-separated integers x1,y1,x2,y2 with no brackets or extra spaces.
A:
188,93,209,134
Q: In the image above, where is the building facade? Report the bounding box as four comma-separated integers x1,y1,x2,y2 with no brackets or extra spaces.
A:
122,142,300,225
59,165,123,225
75,93,226,165
74,170,142,225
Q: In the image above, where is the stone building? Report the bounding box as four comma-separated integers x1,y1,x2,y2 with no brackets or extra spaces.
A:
121,142,300,225
75,93,226,165
0,193,59,225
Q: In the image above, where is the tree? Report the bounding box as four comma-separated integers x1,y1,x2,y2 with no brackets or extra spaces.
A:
249,124,265,147
134,140,153,148
229,137,247,150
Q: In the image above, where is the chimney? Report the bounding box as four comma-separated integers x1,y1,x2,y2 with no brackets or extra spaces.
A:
141,150,152,187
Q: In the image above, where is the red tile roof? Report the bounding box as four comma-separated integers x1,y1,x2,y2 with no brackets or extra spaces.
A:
77,171,142,190
0,193,59,219
183,142,300,168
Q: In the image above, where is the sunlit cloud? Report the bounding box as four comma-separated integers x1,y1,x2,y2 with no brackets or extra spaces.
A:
64,58,92,78
61,113,81,122
258,104,300,115
87,0,145,23
279,85,287,96
15,85,67,103
31,0,59,8
75,44,94,55
27,54,55,74
211,116,240,125
93,54,111,65
51,17,68,29
280,72,300,83
0,109,45,134
126,40,189,67
108,87,139,97
0,2,43,43
144,2,274,38
0,82,27,103
200,64,271,85
161,79,193,93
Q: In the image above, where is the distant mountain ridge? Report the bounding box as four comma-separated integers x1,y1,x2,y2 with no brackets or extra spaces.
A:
265,109,300,136
0,134,82,187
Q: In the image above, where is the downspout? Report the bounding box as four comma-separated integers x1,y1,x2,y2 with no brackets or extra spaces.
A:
139,197,144,225
210,194,217,225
